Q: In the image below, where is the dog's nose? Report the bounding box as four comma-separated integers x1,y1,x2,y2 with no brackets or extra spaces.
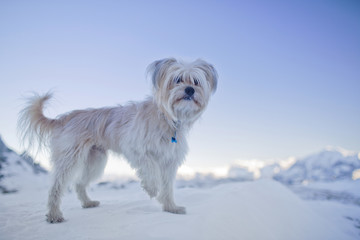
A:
185,87,195,97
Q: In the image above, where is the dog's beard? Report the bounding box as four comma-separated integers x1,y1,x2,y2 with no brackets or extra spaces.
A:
155,84,208,124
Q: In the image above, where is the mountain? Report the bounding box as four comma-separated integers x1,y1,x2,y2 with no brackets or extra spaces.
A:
274,147,360,184
1,132,359,194
0,136,48,194
175,147,360,189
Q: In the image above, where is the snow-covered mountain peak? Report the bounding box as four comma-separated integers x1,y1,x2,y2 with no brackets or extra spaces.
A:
298,148,359,170
274,147,360,184
323,146,358,157
0,135,48,193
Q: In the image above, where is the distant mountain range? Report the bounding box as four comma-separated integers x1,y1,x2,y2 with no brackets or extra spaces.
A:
274,147,360,184
175,147,360,190
1,135,359,194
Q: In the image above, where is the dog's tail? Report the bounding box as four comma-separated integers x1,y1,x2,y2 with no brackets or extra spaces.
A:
17,92,59,153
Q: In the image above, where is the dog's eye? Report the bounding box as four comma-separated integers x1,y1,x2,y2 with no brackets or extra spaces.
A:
194,79,199,86
175,77,183,84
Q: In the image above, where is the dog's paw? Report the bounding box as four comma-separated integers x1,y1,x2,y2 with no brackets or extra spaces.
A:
163,205,186,215
46,213,65,224
82,200,100,208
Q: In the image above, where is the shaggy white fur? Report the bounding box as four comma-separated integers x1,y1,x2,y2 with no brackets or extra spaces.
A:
18,58,218,223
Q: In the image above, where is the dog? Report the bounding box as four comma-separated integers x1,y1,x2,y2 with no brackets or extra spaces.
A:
18,58,218,223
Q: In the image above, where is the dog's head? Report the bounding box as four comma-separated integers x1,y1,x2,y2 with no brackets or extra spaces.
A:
148,58,217,123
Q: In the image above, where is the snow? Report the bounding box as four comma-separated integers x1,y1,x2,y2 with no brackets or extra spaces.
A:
274,147,360,184
1,179,358,240
1,137,360,239
308,201,360,238
0,148,47,193
288,180,360,206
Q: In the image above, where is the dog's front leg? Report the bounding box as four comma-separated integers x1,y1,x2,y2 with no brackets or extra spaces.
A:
136,157,161,198
157,163,186,214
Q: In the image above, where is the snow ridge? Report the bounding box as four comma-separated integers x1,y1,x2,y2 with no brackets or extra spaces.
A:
0,136,48,193
274,147,360,184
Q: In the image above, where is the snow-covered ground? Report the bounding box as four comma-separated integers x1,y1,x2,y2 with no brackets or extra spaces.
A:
1,137,360,239
1,179,359,240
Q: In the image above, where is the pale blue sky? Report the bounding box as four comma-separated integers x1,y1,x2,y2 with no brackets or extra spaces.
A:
1,0,359,171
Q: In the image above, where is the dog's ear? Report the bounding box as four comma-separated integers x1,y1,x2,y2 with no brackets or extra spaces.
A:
195,59,218,94
147,58,177,89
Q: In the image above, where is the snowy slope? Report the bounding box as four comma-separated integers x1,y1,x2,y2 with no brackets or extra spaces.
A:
0,136,48,193
0,136,359,239
274,147,360,184
1,180,358,240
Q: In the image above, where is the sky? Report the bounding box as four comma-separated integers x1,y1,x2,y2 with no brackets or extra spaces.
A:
0,0,359,174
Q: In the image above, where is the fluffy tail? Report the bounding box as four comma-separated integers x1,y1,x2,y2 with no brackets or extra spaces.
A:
17,92,59,153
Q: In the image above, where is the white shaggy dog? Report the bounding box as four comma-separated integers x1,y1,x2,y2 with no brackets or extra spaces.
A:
18,58,218,223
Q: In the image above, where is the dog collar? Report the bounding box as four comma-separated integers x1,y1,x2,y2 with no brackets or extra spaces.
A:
171,120,181,143
171,132,177,143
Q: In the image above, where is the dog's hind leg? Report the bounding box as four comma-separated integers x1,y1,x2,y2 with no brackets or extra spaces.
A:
46,154,80,223
75,146,107,208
